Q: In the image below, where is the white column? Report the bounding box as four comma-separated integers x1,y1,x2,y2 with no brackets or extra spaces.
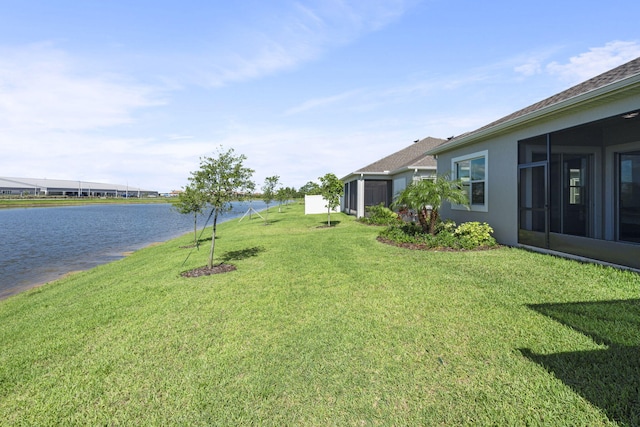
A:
357,177,365,218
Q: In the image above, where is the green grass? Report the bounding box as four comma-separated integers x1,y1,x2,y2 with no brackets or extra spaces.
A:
1,202,638,425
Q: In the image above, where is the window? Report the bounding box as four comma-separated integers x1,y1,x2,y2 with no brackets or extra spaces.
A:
452,151,488,211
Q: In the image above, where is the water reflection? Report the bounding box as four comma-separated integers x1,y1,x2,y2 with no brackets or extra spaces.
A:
0,201,266,299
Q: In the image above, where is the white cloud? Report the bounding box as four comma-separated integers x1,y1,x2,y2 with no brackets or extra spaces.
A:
514,59,542,77
284,89,362,115
546,40,640,84
0,44,165,132
197,0,416,87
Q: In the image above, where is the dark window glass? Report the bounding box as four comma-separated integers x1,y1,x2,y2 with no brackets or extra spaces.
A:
620,153,640,243
471,182,484,205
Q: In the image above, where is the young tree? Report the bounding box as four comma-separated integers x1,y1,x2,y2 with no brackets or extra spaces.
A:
286,186,297,203
189,147,255,268
173,184,206,246
261,175,279,223
393,174,468,235
318,173,344,226
276,187,296,212
276,187,289,212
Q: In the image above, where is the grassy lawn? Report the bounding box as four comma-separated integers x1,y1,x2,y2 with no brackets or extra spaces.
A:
1,202,638,425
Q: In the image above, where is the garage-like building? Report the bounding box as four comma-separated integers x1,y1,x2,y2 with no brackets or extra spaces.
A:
0,177,158,198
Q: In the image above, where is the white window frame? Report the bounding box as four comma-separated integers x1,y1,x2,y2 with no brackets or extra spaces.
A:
451,150,488,212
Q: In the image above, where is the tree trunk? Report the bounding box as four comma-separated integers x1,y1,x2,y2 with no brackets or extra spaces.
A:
193,213,198,246
429,209,439,235
327,206,331,226
208,211,218,268
418,206,429,233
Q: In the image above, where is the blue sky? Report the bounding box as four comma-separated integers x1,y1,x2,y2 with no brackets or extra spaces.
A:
1,0,639,192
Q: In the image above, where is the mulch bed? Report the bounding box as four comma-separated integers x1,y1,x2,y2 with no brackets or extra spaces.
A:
376,236,500,252
180,263,237,277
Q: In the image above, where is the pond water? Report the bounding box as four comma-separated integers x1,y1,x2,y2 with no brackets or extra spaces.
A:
0,201,267,299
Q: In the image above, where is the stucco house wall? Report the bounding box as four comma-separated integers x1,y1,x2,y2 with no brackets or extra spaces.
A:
431,56,640,269
436,135,517,244
437,89,640,246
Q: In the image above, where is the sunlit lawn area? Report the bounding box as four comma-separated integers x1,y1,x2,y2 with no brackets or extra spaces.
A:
1,202,638,425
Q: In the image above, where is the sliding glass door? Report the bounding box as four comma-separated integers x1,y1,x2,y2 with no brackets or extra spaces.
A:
619,152,640,243
518,162,548,247
550,153,591,237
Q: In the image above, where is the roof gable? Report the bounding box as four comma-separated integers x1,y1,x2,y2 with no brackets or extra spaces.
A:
354,137,445,174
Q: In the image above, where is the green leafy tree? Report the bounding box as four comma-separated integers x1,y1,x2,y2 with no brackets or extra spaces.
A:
393,174,468,235
189,147,255,268
284,186,297,204
275,186,288,212
173,184,206,246
262,175,279,223
318,173,344,226
299,181,321,195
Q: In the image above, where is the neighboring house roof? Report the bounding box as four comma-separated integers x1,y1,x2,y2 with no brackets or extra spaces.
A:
429,56,640,154
346,137,446,178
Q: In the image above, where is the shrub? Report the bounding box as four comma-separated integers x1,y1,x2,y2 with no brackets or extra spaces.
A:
359,203,400,226
379,220,497,250
379,222,425,243
434,218,457,235
454,222,497,247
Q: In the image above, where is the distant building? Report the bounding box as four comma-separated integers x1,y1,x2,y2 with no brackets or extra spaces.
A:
0,177,158,197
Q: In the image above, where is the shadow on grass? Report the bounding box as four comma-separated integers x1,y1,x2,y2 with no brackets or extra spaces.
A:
219,246,265,262
520,299,640,425
261,219,283,225
317,221,341,228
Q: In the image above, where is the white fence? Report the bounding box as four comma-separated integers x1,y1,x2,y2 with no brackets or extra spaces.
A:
304,195,341,215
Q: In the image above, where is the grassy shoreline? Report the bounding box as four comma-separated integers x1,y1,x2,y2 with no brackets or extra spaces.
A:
1,203,638,425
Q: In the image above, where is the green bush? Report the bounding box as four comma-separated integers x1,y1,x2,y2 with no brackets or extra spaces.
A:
454,222,497,247
434,218,457,235
379,222,425,243
359,203,401,226
379,220,497,250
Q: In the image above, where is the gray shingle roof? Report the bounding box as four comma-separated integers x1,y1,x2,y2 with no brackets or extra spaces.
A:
354,137,446,174
433,56,640,151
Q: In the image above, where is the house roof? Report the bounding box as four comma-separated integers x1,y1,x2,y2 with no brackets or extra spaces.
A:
348,137,446,177
0,177,149,192
429,56,640,154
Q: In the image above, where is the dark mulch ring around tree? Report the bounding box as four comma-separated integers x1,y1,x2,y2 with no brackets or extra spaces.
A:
376,236,501,252
181,263,237,277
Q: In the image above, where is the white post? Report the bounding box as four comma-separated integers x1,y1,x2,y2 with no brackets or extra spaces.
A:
357,176,365,218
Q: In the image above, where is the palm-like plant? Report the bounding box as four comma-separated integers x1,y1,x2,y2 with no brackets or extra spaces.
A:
393,175,469,235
